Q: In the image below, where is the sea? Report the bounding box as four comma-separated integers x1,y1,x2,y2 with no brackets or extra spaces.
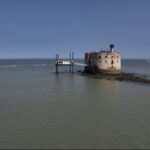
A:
0,59,150,149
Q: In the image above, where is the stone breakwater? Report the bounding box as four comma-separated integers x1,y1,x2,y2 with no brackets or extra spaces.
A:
81,72,150,84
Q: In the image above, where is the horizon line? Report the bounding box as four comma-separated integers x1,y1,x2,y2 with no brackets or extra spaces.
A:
0,57,149,60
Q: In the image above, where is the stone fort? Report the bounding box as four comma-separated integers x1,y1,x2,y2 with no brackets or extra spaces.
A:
84,44,121,74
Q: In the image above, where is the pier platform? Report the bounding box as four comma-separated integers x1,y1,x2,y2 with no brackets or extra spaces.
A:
55,52,74,74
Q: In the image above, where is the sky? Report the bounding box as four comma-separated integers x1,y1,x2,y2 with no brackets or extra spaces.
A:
0,0,150,59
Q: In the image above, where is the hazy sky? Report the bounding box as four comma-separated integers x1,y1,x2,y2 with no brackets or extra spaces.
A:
0,0,150,58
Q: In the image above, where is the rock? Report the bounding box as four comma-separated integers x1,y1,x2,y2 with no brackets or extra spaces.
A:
81,72,150,84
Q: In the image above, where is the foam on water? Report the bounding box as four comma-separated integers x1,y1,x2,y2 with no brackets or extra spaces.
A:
0,65,21,68
0,64,48,68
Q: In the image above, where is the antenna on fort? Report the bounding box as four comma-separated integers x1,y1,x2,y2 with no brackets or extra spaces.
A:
110,44,114,52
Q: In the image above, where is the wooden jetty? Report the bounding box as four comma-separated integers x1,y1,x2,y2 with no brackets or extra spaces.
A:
55,52,74,74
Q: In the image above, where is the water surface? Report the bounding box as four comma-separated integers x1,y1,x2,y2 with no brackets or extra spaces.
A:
0,59,150,149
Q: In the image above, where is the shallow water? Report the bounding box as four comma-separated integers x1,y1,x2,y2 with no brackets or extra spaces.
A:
0,59,150,149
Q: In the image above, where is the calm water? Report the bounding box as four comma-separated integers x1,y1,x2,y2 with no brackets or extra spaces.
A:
0,59,150,149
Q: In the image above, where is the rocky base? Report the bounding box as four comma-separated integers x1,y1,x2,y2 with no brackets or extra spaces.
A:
84,66,121,75
81,71,150,84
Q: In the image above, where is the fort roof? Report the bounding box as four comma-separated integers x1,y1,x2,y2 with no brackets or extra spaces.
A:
85,50,120,55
